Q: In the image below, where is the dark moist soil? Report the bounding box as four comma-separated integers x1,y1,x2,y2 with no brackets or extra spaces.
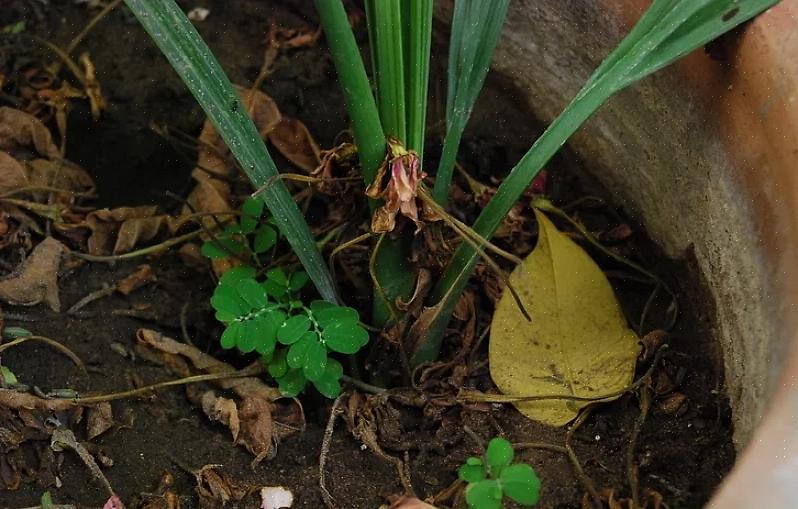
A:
0,1,734,508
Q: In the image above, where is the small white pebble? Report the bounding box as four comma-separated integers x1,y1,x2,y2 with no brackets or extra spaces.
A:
261,486,293,509
594,434,601,441
187,7,210,21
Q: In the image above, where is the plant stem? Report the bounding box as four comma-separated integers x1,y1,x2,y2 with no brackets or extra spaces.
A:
403,0,433,159
314,0,385,184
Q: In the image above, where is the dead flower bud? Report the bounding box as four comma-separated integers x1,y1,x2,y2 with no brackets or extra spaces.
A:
366,140,427,234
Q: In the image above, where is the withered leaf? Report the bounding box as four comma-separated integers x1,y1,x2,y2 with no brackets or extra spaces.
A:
0,236,66,311
0,151,27,194
195,465,246,509
200,390,240,441
268,117,320,172
0,107,59,159
237,395,273,464
86,206,174,255
116,264,157,295
86,402,114,440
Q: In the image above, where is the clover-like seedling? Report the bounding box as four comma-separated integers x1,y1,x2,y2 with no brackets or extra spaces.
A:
458,437,541,509
204,197,370,398
201,197,278,262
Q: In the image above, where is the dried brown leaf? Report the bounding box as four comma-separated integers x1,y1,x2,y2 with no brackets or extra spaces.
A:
116,264,157,295
0,236,66,311
267,117,320,172
195,465,246,509
86,402,114,440
237,395,274,464
0,151,28,194
25,158,95,203
86,206,174,255
0,107,59,159
200,390,240,441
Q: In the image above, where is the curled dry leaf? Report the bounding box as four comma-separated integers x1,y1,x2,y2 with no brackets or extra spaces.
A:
0,106,60,159
86,206,175,256
200,390,240,441
267,117,320,172
86,402,114,440
195,465,246,509
0,236,66,311
261,486,294,509
116,264,157,295
490,210,639,426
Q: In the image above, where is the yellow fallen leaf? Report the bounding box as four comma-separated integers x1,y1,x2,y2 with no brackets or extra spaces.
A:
490,209,639,426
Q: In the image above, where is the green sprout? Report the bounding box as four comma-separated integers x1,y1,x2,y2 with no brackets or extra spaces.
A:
206,200,368,399
458,437,540,509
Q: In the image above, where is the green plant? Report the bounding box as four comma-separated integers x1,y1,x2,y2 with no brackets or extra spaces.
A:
126,0,780,374
459,437,541,509
200,198,278,263
211,265,368,398
205,201,368,399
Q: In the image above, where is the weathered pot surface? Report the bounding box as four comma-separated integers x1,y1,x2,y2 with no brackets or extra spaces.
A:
475,1,798,506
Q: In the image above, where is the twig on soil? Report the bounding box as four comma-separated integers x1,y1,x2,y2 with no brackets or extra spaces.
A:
513,441,568,455
565,409,602,509
250,173,362,199
328,231,372,282
66,283,115,315
72,229,204,262
627,385,653,509
66,0,124,55
51,427,115,497
461,425,486,450
0,335,85,372
74,364,264,404
319,394,345,509
180,301,194,345
340,374,386,394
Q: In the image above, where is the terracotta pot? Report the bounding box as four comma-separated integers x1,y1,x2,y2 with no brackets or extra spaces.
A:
455,1,798,506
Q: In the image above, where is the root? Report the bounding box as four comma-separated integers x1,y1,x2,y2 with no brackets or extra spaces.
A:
72,229,204,262
0,335,84,373
320,394,345,509
66,284,115,315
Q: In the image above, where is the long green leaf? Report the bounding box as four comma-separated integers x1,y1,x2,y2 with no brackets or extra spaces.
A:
414,0,779,365
124,0,339,303
403,0,433,158
432,0,510,205
314,0,385,183
368,0,407,143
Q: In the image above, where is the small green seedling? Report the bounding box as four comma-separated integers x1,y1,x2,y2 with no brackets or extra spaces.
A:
201,197,278,263
458,437,540,509
206,199,369,398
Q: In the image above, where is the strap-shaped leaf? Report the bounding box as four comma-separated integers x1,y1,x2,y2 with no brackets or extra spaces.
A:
124,0,339,303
